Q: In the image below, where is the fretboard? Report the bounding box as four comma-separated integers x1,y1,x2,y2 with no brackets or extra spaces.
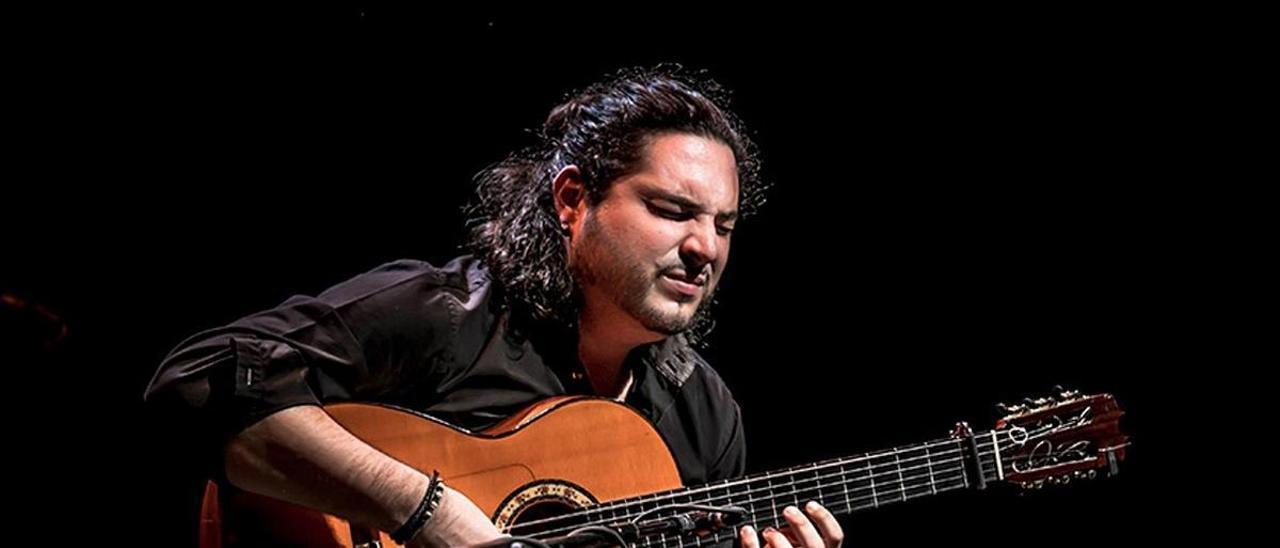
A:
510,432,1006,547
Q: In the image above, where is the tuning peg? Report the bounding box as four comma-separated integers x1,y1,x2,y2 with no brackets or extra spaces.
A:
997,402,1026,414
1029,397,1053,407
1052,385,1080,401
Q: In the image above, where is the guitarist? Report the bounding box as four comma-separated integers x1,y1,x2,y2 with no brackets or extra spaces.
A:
145,66,844,548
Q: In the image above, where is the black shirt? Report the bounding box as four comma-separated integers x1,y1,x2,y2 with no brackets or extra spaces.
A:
144,255,746,487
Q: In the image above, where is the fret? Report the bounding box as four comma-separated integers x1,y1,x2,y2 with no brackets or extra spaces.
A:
862,458,878,508
838,459,851,513
639,494,657,548
611,499,627,524
806,462,824,507
904,445,935,501
767,475,780,526
901,447,936,501
892,448,906,502
786,466,802,510
718,483,733,508
589,502,606,527
924,444,937,495
871,452,895,504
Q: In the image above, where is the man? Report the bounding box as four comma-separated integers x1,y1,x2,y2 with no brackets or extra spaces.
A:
145,67,844,548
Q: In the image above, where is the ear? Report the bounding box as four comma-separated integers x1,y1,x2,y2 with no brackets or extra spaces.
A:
552,165,587,236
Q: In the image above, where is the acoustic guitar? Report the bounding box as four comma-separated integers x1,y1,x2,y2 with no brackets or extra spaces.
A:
199,388,1128,547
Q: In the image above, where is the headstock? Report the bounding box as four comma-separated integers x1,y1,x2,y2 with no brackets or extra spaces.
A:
993,387,1129,490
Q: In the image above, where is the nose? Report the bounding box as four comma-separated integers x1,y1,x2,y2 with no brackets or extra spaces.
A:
678,218,720,272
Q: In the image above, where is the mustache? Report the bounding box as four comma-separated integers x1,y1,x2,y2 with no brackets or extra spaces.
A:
658,264,712,284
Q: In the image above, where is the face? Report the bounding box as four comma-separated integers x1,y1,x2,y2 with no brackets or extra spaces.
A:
565,133,739,339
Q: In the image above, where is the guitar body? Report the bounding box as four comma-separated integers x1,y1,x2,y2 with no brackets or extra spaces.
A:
201,396,683,547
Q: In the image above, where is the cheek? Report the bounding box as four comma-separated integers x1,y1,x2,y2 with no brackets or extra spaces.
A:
627,222,683,257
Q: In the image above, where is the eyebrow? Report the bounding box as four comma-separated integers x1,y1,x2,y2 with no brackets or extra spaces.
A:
644,190,738,223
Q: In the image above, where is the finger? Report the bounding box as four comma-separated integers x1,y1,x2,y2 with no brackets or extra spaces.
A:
740,525,761,548
762,526,794,548
782,505,824,547
803,501,844,548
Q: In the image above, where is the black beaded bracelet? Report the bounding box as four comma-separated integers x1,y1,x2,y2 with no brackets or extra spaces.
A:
390,470,444,545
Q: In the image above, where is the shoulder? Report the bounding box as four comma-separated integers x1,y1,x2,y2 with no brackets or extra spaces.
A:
301,255,500,351
315,255,492,306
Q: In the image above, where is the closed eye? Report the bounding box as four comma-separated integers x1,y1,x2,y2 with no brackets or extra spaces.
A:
648,203,693,221
646,199,734,236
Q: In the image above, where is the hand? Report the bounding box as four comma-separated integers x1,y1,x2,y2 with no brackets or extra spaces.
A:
408,485,506,548
738,502,844,548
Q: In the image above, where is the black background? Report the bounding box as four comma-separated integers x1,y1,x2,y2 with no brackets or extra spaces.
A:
5,4,1222,546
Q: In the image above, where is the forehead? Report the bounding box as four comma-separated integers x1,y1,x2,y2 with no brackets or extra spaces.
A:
616,133,740,211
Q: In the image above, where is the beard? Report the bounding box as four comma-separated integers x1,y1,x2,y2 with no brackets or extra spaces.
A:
570,213,719,336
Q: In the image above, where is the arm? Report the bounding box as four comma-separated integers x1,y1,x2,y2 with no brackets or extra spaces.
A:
145,259,501,545
225,404,501,546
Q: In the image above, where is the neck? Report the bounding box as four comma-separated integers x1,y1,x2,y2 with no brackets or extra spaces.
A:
576,306,661,396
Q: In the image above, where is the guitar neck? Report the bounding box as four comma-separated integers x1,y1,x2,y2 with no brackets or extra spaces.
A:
582,431,1003,546
731,433,999,520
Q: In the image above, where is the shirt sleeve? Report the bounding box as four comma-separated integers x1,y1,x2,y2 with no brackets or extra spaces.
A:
142,258,467,477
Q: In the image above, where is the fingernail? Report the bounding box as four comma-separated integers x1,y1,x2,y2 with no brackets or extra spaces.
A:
806,500,820,511
784,505,801,517
742,525,755,536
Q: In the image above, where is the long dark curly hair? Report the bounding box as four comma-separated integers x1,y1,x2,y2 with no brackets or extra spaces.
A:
466,65,766,344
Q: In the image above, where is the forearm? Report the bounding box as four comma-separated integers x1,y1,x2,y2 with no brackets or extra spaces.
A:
223,404,430,535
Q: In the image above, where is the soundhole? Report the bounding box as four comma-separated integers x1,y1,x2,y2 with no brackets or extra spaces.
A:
510,500,579,531
493,480,598,536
